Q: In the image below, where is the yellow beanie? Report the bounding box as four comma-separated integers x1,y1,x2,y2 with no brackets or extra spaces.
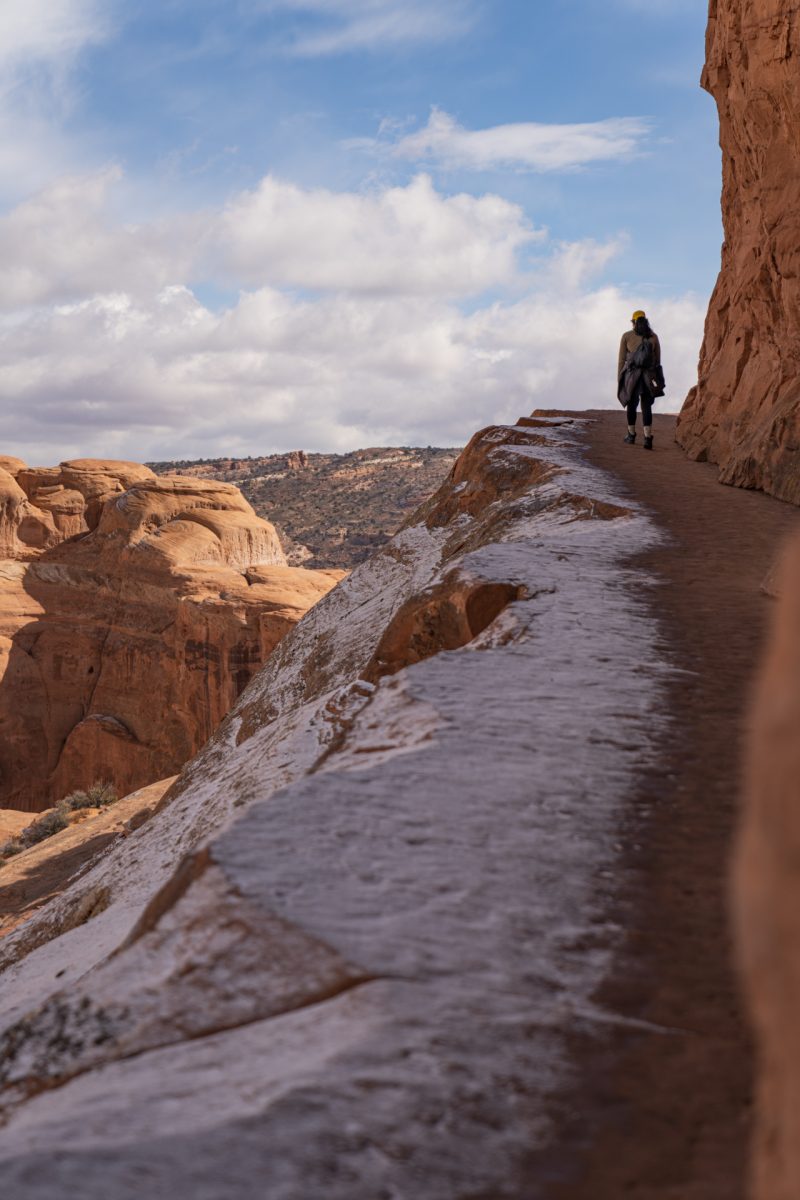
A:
631,309,646,321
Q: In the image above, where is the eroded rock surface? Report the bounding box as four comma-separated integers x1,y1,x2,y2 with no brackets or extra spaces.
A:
0,458,342,811
0,418,671,1198
737,532,800,1200
677,2,800,503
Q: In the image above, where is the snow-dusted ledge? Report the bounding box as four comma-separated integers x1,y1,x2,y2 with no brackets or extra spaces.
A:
0,417,672,1198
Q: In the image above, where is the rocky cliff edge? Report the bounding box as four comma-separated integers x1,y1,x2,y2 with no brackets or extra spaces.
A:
0,417,667,1199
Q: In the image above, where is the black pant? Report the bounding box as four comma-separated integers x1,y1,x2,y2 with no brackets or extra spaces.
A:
626,377,653,428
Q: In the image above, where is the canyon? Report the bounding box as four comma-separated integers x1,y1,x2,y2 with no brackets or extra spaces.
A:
148,446,461,570
0,457,341,812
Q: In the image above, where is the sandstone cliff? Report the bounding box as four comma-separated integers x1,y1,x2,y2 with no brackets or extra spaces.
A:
676,1,800,503
0,458,342,811
737,532,800,1200
0,416,664,1198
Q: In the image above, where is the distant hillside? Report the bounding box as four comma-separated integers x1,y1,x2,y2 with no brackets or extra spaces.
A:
148,447,461,569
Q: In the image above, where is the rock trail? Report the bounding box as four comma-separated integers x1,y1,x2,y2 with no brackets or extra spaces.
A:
539,410,800,1199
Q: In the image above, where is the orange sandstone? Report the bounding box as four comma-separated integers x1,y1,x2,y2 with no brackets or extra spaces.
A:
677,2,800,503
0,457,342,811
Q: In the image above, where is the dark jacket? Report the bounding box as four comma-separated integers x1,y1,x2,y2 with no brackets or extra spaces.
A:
617,330,662,406
618,330,661,378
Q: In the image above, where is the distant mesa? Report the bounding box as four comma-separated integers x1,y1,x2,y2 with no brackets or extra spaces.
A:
0,456,342,812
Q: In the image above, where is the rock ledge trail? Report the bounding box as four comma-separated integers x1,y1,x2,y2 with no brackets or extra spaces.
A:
1,411,799,1199
540,410,800,1199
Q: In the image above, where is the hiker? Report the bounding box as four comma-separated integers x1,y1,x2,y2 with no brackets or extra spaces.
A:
617,310,663,450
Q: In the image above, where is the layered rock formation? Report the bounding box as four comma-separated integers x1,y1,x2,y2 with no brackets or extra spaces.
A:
737,532,800,1200
0,417,665,1198
0,458,342,811
677,1,800,504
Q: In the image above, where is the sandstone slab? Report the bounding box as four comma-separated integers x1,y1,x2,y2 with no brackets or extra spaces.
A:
0,418,673,1198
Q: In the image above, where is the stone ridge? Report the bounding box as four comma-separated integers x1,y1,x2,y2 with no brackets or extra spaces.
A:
0,457,342,812
0,416,667,1199
148,446,461,569
676,2,800,503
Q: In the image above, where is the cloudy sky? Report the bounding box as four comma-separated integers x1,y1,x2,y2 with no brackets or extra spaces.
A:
1,0,719,464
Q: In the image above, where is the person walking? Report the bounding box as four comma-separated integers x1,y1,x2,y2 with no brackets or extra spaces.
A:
618,310,662,450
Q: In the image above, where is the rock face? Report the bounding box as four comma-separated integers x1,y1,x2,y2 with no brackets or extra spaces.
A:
0,417,668,1198
676,2,800,504
736,532,800,1200
0,458,342,812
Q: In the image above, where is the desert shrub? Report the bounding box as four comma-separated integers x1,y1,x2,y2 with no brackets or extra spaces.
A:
0,803,72,865
0,781,121,869
0,838,24,863
21,802,71,846
63,781,119,811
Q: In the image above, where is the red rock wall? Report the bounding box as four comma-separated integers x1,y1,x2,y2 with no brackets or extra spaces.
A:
676,1,800,504
736,532,800,1200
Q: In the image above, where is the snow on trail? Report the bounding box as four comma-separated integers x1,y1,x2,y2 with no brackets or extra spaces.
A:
0,417,677,1198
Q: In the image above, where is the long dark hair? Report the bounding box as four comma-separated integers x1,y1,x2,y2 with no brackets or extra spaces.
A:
634,315,653,337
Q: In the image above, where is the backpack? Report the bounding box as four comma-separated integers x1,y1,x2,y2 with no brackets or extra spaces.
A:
630,336,653,370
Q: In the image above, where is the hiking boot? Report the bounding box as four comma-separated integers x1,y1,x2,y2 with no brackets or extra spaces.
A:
624,433,636,445
643,436,654,451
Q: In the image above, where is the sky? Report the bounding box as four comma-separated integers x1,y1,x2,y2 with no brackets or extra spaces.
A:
0,0,721,464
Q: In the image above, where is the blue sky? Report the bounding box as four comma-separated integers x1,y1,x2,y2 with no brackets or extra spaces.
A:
0,0,720,462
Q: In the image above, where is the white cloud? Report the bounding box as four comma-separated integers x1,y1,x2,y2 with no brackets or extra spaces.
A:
1,281,706,464
361,108,650,172
0,0,109,77
0,170,540,306
0,0,114,203
211,174,541,295
260,0,476,55
0,168,705,465
0,169,202,308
